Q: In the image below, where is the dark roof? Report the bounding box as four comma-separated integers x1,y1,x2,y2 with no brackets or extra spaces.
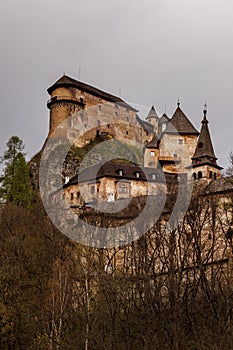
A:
47,75,137,112
165,106,199,135
136,115,154,134
192,110,222,169
159,113,170,124
205,177,233,195
192,110,216,160
66,162,165,185
146,105,158,120
145,135,160,149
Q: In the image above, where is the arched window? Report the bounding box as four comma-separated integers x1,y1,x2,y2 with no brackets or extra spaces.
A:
209,171,213,178
198,171,202,179
193,172,197,180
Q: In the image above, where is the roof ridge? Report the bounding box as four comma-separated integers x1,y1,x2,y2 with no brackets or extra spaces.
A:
164,106,199,135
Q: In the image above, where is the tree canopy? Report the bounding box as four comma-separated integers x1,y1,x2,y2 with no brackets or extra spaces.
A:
0,136,33,209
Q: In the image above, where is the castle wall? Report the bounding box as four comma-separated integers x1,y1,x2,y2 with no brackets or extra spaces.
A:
48,85,152,147
159,133,198,173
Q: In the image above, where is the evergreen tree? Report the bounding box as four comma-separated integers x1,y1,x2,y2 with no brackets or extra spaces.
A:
0,136,33,209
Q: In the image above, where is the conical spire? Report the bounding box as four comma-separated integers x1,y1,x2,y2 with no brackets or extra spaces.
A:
192,108,217,162
146,105,158,120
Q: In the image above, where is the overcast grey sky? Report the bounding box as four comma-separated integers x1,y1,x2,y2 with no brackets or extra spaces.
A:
0,0,232,170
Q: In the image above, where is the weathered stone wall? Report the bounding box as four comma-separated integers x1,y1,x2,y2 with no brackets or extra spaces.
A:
159,133,198,173
48,85,152,147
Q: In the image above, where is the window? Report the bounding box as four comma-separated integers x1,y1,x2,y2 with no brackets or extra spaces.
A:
179,139,183,145
70,193,74,200
126,116,129,122
126,130,128,135
135,172,140,178
90,185,95,194
118,170,123,176
98,105,101,112
115,111,118,116
174,153,177,157
198,171,202,179
107,124,110,129
77,192,80,199
119,240,125,249
193,172,197,180
151,174,156,180
97,120,100,126
151,151,155,156
209,171,213,178
119,185,127,194
214,173,217,180
80,97,84,104
162,123,166,132
146,131,149,136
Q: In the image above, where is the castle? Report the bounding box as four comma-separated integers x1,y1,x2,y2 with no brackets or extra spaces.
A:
46,74,223,205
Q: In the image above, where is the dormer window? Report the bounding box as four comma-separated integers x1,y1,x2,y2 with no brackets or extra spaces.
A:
118,170,123,176
135,172,140,178
151,174,156,180
162,123,166,132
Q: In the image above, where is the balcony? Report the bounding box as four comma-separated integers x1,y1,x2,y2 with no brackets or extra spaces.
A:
159,156,181,164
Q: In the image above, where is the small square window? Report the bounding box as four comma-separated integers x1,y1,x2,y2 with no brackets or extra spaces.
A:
151,151,155,156
179,139,183,145
119,185,127,194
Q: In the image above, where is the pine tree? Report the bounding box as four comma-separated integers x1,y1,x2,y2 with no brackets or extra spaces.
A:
0,136,34,209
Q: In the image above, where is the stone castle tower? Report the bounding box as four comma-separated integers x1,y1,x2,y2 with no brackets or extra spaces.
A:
46,75,222,181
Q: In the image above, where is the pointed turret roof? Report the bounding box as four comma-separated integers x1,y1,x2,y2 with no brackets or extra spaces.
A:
192,108,223,170
192,109,216,160
165,105,199,135
146,105,158,120
145,135,160,149
159,113,170,124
